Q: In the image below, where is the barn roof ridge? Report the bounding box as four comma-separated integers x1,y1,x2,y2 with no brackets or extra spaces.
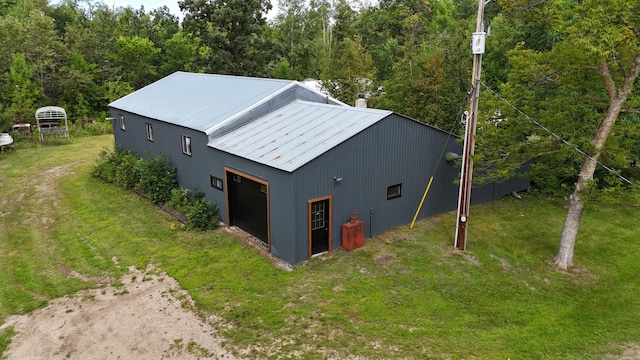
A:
108,72,346,133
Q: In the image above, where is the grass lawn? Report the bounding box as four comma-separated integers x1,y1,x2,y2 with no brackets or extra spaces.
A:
1,135,639,359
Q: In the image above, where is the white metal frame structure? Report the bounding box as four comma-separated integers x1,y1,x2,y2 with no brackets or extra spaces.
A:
35,106,69,141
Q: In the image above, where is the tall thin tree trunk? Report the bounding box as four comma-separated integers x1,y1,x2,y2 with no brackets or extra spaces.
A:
555,56,640,269
555,160,593,270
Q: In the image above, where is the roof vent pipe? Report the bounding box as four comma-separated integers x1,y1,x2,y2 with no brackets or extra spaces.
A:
355,93,367,108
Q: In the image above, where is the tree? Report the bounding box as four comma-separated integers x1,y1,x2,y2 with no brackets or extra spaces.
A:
2,53,40,124
271,0,328,79
356,1,403,82
158,30,200,76
488,0,640,269
0,15,25,74
553,0,640,269
375,44,462,130
320,36,376,104
62,4,119,87
179,0,275,76
111,35,160,89
59,52,100,118
22,10,66,101
362,0,468,130
332,0,356,44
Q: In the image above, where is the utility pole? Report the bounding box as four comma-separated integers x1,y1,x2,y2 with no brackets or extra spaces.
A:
455,0,488,250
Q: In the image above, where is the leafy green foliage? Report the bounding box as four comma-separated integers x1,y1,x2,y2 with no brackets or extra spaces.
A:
158,30,199,77
93,147,218,230
136,152,177,204
474,0,640,195
167,188,219,230
167,188,191,215
2,0,637,200
113,150,141,190
92,146,133,184
111,35,160,89
180,0,275,76
320,36,376,104
270,0,329,79
185,196,219,231
2,53,39,124
375,44,465,131
59,52,101,119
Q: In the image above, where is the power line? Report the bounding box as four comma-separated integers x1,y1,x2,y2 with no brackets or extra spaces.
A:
481,81,640,190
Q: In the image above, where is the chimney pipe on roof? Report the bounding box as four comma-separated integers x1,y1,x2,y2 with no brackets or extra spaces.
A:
355,93,367,108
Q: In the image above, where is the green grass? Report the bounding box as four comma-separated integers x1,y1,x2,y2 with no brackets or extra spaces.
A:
1,135,639,358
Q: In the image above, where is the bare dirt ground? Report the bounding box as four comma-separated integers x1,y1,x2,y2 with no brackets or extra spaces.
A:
1,263,240,360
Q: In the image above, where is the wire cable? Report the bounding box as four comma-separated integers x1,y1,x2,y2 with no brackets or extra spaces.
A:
481,82,640,190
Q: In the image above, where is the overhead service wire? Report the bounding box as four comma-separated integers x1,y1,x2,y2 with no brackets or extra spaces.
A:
481,82,640,190
430,86,473,174
410,87,471,229
432,86,472,172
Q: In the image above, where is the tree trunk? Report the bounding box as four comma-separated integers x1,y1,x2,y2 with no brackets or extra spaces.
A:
555,56,640,269
554,162,591,270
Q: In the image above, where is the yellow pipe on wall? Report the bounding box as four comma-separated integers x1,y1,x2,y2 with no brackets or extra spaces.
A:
410,176,434,229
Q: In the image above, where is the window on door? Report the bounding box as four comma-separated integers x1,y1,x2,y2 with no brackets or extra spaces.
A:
312,202,325,230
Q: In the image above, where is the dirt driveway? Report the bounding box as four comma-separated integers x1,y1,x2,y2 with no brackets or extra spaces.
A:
1,264,240,359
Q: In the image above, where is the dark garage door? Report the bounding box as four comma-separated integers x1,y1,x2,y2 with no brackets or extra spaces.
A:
227,172,268,245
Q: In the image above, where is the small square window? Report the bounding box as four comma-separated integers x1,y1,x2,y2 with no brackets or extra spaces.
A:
211,176,223,190
387,184,402,199
145,123,153,141
181,134,191,156
232,174,241,183
119,114,125,131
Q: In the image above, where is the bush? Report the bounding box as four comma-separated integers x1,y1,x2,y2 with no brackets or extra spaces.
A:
186,197,219,231
92,146,141,189
92,146,136,183
167,187,219,230
137,152,178,204
93,147,219,230
167,188,191,214
114,151,140,190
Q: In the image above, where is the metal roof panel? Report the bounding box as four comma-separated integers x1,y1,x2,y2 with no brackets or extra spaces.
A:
108,72,295,132
208,101,392,172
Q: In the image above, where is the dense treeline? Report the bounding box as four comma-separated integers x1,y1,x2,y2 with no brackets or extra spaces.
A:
0,0,482,131
1,0,639,201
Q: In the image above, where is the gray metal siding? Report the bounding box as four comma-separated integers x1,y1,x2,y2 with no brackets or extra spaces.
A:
289,114,529,262
290,114,464,261
111,107,301,264
208,151,297,262
110,108,229,219
470,164,531,204
111,107,528,266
